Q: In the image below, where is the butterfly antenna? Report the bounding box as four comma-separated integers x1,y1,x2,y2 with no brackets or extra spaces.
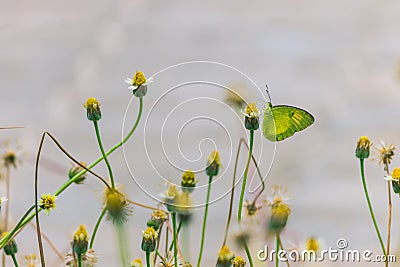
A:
265,84,272,102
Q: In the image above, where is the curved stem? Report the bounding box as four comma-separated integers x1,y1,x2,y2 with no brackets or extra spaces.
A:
0,98,144,249
197,176,213,267
93,120,115,188
238,130,254,223
244,242,254,267
172,213,178,267
90,208,106,249
359,159,386,256
223,138,266,245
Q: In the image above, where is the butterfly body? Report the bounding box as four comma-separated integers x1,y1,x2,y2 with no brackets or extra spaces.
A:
262,102,314,142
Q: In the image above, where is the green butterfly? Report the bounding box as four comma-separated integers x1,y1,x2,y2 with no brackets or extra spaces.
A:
262,102,314,142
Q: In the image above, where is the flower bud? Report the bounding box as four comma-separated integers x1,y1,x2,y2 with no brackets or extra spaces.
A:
181,170,197,193
1,232,18,256
206,150,221,177
73,225,89,255
68,162,87,184
269,202,291,234
244,102,260,131
216,245,235,267
391,168,400,194
355,136,372,159
84,97,101,121
141,227,158,253
232,256,246,267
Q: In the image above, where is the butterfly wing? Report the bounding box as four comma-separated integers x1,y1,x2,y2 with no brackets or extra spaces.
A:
262,104,314,142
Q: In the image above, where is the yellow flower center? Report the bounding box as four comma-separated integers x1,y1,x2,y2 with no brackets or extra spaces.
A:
131,258,143,267
84,97,100,111
306,237,320,252
218,245,234,261
143,226,158,241
245,102,259,117
208,150,221,166
392,168,400,180
39,193,56,211
133,71,147,86
74,224,88,241
231,256,246,267
357,136,372,149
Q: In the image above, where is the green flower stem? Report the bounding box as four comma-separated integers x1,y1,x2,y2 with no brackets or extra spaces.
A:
172,212,178,267
11,254,18,267
90,207,107,249
168,220,183,251
146,252,151,267
238,130,254,223
197,175,213,267
244,242,254,267
77,253,82,267
0,97,144,249
359,159,386,256
276,234,280,267
116,223,129,267
93,120,115,188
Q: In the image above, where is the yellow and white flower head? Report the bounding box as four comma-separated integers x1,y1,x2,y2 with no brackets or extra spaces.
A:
23,253,39,267
131,258,143,267
243,102,260,131
38,193,57,215
125,71,153,97
384,167,400,194
267,186,292,234
267,186,292,206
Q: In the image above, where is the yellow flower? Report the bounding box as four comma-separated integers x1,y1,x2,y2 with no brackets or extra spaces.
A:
206,150,222,176
207,150,221,166
24,253,39,267
141,226,158,252
142,226,158,241
306,237,320,252
267,186,291,233
231,256,246,267
84,97,101,121
245,102,259,118
217,245,235,263
133,71,146,86
74,224,88,242
125,71,153,97
1,231,18,255
151,209,168,221
181,170,197,192
355,136,372,159
392,168,400,180
39,193,57,215
73,225,89,255
131,258,143,267
104,187,131,224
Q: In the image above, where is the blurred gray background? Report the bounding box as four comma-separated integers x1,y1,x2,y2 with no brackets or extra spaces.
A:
1,1,400,266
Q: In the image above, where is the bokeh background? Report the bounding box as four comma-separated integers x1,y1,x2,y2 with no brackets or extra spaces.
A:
1,1,400,266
